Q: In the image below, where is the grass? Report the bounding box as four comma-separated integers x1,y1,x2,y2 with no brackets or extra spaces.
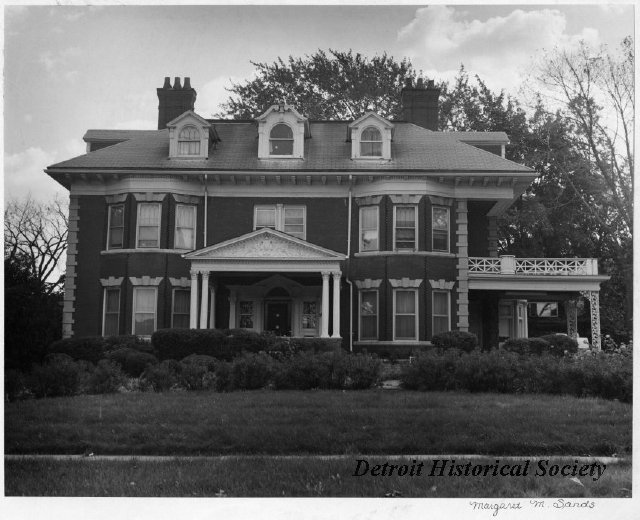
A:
4,457,631,497
5,390,631,456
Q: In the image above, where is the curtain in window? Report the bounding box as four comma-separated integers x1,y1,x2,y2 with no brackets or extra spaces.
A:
172,290,190,329
178,126,201,155
134,288,156,335
360,127,382,156
395,290,416,339
108,206,124,248
103,289,120,336
269,124,293,155
138,204,160,247
395,207,416,249
360,206,378,251
360,291,377,339
255,208,276,229
432,292,449,335
175,205,195,249
432,207,449,251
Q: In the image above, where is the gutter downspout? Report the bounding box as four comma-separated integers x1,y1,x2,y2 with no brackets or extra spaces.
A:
345,175,354,352
203,174,208,247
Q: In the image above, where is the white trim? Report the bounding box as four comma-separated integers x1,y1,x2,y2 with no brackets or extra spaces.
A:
432,290,451,336
354,279,382,289
133,193,167,202
354,251,455,258
253,204,307,241
393,288,419,341
129,276,163,286
171,288,191,329
432,205,450,252
100,276,124,287
102,248,190,255
102,287,120,336
428,279,455,290
169,277,191,287
393,204,418,252
359,205,379,252
389,278,423,289
359,289,379,341
174,203,197,250
132,286,158,336
106,203,125,250
136,202,162,249
468,275,609,292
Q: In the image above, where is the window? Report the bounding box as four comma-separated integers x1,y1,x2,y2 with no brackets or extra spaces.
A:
394,206,417,251
302,301,318,333
137,203,161,248
394,289,418,340
172,289,190,329
360,206,379,252
528,302,559,318
102,288,120,336
359,291,378,340
178,126,200,156
175,204,196,249
133,287,157,336
239,301,254,329
107,204,124,249
360,126,382,157
254,204,306,240
432,291,450,336
269,124,293,155
432,206,450,252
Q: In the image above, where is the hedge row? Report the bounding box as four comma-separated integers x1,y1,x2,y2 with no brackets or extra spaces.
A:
401,348,632,402
5,351,381,400
502,334,579,356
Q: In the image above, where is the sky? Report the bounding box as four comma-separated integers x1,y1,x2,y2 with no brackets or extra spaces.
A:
3,3,634,202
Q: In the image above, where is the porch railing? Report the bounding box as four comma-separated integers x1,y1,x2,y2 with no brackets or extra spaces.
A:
468,256,599,276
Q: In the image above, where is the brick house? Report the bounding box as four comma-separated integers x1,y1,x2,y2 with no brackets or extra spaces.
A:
46,76,609,352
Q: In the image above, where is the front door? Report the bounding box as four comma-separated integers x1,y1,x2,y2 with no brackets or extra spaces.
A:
266,302,290,336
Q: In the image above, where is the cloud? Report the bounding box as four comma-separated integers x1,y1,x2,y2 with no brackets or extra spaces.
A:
198,75,245,117
398,6,602,94
39,47,83,73
113,119,156,130
4,140,86,202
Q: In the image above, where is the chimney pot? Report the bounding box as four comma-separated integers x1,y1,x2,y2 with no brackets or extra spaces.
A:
427,79,435,88
157,77,197,129
416,77,424,88
173,77,182,89
163,77,171,89
183,77,192,89
405,78,413,89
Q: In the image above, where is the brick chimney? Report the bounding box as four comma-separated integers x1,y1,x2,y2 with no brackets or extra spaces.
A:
157,76,197,130
400,77,440,131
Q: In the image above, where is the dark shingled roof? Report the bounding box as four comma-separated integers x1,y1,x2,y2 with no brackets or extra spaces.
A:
49,122,532,173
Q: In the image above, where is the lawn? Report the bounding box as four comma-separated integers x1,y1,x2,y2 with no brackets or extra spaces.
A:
4,456,632,497
5,390,632,456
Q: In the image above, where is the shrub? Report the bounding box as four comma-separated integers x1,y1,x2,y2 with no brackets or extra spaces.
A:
104,335,157,355
273,351,332,390
106,348,158,377
178,354,218,391
431,331,478,353
152,329,229,361
340,353,381,389
88,359,126,394
141,360,181,392
229,352,275,390
48,336,107,364
503,337,552,355
181,354,218,371
5,369,30,402
29,356,90,398
539,334,579,355
225,329,272,354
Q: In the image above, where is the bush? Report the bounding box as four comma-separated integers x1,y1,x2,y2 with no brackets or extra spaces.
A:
431,331,478,353
273,351,332,390
340,353,381,389
539,334,579,355
229,352,275,390
106,348,158,377
5,369,30,402
503,337,553,355
225,329,272,354
181,354,218,371
104,335,157,355
152,329,229,361
141,360,182,392
29,356,90,398
48,336,107,364
88,359,126,394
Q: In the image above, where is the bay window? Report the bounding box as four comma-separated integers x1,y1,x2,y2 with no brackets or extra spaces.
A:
394,289,418,340
175,204,196,250
360,206,379,252
394,205,417,251
102,288,120,336
133,287,157,335
107,204,124,249
432,206,450,252
137,203,161,248
432,290,450,336
359,290,378,340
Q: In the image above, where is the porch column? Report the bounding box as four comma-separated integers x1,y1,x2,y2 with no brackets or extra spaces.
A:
456,199,469,331
209,285,216,330
583,290,602,350
331,271,341,338
565,299,578,339
189,270,199,329
229,292,237,329
199,272,209,329
321,271,331,338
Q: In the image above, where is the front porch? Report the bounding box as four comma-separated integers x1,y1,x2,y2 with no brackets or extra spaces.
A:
468,256,609,349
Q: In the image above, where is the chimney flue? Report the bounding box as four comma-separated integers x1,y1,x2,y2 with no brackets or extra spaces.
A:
400,77,440,131
157,76,197,129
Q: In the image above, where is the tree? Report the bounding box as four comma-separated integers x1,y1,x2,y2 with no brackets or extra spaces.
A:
4,196,68,294
216,49,417,120
4,196,68,369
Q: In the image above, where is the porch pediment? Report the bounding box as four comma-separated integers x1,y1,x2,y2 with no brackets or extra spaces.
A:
184,228,346,263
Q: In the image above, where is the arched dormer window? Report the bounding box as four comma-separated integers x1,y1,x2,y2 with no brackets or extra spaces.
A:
360,126,382,157
178,126,201,156
269,124,293,155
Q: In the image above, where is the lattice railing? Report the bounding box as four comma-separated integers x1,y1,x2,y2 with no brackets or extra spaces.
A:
468,257,598,276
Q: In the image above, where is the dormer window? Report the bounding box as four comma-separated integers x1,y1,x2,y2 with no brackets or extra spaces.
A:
269,124,294,155
349,113,393,160
360,127,382,157
178,126,201,156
